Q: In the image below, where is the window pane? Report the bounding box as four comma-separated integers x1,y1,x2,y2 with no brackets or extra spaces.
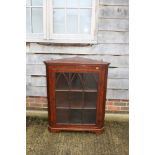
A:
66,0,78,8
80,9,91,34
53,9,65,33
32,8,43,33
26,8,31,33
53,0,65,7
80,0,92,7
26,0,31,6
66,9,78,34
32,0,43,6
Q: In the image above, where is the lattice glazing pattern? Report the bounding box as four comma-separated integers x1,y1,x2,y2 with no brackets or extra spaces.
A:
56,72,98,90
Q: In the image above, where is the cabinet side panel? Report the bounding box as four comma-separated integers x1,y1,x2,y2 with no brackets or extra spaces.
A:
46,66,52,126
47,67,57,126
102,65,109,127
97,65,109,127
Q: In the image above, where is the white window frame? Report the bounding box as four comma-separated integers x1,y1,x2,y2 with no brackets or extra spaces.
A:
26,0,97,44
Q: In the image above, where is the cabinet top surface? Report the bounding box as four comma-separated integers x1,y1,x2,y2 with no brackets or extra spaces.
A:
44,57,110,65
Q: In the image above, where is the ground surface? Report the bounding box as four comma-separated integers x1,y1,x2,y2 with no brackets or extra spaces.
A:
27,117,129,155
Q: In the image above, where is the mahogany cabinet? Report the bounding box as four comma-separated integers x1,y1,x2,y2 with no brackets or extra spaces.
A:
44,57,109,134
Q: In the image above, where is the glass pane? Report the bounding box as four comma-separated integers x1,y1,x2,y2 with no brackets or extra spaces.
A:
69,109,82,124
56,92,69,108
70,92,83,108
32,0,43,6
80,0,92,7
53,9,65,33
26,8,31,33
53,0,65,7
82,109,96,124
66,9,78,34
56,92,83,108
32,8,43,33
57,109,69,123
66,0,78,8
71,73,83,90
56,73,69,89
80,9,91,34
84,73,98,89
84,92,97,108
26,0,31,6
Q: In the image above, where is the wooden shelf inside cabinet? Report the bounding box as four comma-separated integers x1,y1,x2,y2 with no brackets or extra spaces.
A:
56,107,96,110
55,89,98,92
44,57,110,134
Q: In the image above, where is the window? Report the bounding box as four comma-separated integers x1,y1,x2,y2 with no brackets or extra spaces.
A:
26,0,44,39
26,0,96,43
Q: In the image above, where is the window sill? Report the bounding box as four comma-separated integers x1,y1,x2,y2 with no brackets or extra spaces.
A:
26,39,97,45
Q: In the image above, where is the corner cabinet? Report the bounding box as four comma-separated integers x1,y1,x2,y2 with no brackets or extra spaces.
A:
44,57,110,134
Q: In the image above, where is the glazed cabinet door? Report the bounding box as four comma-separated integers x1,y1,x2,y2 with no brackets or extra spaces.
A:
53,71,100,125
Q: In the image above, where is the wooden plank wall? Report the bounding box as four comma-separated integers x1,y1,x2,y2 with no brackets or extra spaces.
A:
26,0,129,99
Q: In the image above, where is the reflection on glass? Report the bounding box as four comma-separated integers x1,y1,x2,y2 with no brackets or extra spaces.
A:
26,8,31,33
53,0,65,7
80,0,92,7
53,9,65,33
66,9,78,34
32,8,43,33
80,9,91,34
